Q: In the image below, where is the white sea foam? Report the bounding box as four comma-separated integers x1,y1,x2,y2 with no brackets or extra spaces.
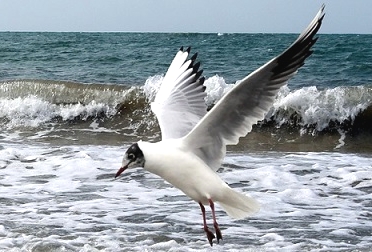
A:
0,96,116,128
204,75,235,107
269,85,371,131
0,142,371,251
143,74,164,102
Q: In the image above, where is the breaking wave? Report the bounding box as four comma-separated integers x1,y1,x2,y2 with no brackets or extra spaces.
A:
1,77,372,138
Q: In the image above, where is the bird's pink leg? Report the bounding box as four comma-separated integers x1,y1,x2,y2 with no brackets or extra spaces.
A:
209,199,223,243
199,202,215,246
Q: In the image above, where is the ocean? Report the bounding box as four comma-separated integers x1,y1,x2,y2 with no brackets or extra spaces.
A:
0,32,371,251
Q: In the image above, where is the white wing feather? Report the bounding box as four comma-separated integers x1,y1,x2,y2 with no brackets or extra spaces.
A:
151,47,207,140
183,5,325,170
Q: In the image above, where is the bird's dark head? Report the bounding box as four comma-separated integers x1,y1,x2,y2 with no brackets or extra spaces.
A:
115,142,145,178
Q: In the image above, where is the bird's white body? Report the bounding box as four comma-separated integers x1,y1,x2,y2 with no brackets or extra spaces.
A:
138,140,260,218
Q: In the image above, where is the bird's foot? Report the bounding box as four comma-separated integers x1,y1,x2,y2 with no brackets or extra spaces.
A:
214,223,223,243
204,226,215,246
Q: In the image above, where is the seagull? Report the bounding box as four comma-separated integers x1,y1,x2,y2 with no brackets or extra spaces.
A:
115,5,325,246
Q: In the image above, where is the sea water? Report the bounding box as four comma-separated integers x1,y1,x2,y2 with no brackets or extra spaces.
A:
0,32,372,251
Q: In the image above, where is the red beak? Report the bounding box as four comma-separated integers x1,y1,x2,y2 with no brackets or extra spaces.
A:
115,166,127,178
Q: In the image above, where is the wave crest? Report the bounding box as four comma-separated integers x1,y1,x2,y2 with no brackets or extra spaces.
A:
1,78,372,137
267,85,372,133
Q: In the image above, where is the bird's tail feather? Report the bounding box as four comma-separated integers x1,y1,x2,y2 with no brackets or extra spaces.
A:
218,187,260,219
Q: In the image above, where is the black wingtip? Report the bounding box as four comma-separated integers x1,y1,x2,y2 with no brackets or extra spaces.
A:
199,76,206,92
193,62,201,72
195,69,204,80
190,52,198,61
186,47,191,53
199,76,206,85
320,3,325,12
272,5,324,79
179,46,184,52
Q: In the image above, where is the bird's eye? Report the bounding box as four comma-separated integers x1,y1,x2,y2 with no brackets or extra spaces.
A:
128,153,135,160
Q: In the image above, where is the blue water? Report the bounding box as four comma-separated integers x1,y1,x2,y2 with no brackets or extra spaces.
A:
1,32,372,251
1,33,371,88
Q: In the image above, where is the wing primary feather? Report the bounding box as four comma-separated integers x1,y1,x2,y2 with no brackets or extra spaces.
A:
195,69,204,80
152,46,207,140
182,5,325,171
191,52,198,61
200,76,206,85
193,62,201,73
174,67,194,86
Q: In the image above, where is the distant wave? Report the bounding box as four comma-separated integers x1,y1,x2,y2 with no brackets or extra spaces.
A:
0,80,138,128
0,79,133,105
1,78,372,137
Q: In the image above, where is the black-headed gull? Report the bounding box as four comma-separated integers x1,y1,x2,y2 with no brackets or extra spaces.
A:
116,5,325,246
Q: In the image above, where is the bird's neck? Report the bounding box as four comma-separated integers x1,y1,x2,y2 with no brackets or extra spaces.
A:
138,139,184,177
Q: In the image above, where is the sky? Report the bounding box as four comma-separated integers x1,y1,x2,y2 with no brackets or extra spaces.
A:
0,0,371,34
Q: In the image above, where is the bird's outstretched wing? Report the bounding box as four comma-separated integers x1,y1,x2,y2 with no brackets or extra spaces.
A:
151,47,207,140
183,5,325,170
